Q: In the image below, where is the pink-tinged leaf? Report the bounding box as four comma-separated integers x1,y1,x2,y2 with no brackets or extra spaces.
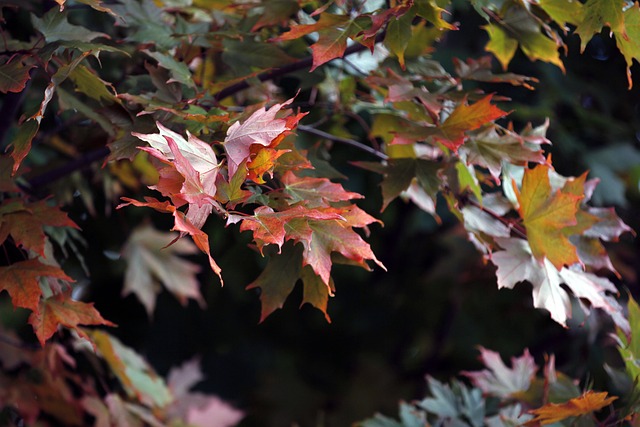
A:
173,210,223,285
122,223,204,316
167,358,204,398
133,122,218,181
28,291,115,346
583,207,633,241
0,57,35,94
0,259,73,313
166,137,215,205
186,396,244,427
223,99,294,177
462,347,537,398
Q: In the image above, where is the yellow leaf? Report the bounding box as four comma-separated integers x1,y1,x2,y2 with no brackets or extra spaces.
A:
527,391,617,425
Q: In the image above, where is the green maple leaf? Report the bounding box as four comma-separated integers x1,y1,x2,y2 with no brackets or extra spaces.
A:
615,3,640,88
537,0,584,28
32,8,108,43
246,243,302,322
575,0,626,52
515,164,582,269
0,57,35,94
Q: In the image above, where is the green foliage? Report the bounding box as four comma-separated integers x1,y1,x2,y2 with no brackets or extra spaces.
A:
0,0,639,425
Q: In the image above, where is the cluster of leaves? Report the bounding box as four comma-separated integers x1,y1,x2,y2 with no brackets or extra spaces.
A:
0,0,639,425
359,346,618,427
360,296,640,426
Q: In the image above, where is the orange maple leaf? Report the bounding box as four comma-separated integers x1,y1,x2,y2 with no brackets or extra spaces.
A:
434,95,508,151
515,164,582,269
526,391,617,425
28,291,116,346
0,259,73,313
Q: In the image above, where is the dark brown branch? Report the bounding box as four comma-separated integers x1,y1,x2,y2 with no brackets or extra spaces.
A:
298,124,388,160
213,32,386,102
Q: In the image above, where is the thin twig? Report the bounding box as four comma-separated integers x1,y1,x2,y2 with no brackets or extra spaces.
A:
298,124,388,160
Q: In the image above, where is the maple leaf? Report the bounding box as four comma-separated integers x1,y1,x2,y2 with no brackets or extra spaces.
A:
0,259,73,313
463,125,547,181
575,0,626,52
223,99,301,177
167,358,245,427
515,164,582,269
231,205,343,255
491,237,628,331
0,56,35,94
246,243,302,322
272,14,370,70
462,347,537,398
287,214,385,286
431,95,508,151
28,291,115,346
129,123,227,272
526,391,617,425
118,198,223,284
282,171,363,207
615,3,640,88
0,199,80,257
122,223,204,316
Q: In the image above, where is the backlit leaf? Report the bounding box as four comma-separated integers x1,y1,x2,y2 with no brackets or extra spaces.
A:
575,0,626,52
515,164,581,269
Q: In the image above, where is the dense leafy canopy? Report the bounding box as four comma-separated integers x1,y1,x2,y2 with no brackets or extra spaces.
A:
1,0,640,425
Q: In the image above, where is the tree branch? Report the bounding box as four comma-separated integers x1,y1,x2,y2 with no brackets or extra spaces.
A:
25,33,387,190
213,32,386,102
298,124,388,160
